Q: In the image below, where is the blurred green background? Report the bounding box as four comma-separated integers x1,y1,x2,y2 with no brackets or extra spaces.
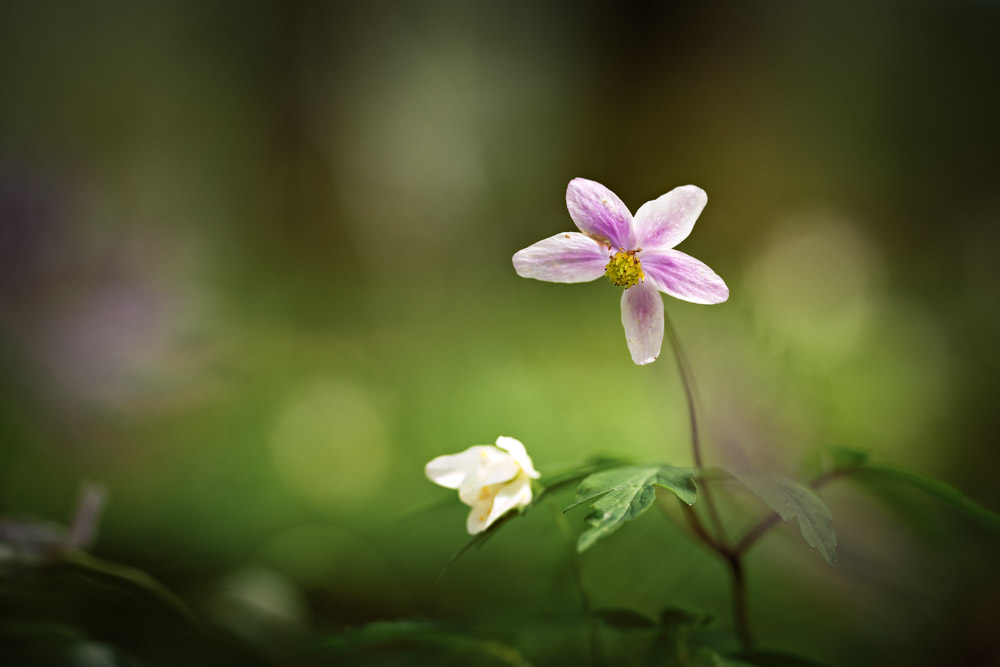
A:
1,1,999,665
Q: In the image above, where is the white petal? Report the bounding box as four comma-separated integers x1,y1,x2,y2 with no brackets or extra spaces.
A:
466,486,498,535
456,447,520,505
495,436,540,479
632,185,707,251
484,474,533,529
512,232,610,283
464,474,535,534
620,281,664,365
425,445,515,491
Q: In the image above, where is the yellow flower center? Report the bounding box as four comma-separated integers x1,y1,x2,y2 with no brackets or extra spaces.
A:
605,249,644,288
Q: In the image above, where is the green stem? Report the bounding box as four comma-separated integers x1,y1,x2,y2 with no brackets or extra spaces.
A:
662,310,753,646
679,504,723,553
662,310,728,545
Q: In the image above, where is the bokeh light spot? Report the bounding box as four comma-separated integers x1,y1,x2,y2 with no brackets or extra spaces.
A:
747,212,885,364
270,380,388,511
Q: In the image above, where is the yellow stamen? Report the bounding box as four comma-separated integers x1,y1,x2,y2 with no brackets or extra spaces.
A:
605,249,644,288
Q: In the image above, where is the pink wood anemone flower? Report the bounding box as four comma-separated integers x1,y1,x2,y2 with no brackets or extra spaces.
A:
513,178,729,365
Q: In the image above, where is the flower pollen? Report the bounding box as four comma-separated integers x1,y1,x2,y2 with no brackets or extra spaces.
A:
605,249,644,288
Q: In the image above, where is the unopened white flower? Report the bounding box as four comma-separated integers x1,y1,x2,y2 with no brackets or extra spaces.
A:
425,436,541,535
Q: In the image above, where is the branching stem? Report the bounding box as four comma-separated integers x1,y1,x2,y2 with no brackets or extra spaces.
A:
678,503,753,646
663,310,751,644
661,312,860,651
732,467,854,557
663,313,766,647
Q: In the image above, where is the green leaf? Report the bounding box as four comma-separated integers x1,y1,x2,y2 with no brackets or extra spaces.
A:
566,465,697,554
532,456,633,505
851,464,1000,534
730,470,837,566
435,457,632,581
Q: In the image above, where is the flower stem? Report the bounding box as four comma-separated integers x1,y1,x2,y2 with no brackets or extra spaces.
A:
663,310,753,646
662,310,728,544
679,503,752,647
725,551,752,648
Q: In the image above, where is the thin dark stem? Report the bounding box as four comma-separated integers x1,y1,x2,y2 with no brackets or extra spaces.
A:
726,553,752,648
680,504,723,553
662,310,704,469
732,511,783,556
675,503,752,647
662,310,728,544
732,468,855,557
661,310,753,645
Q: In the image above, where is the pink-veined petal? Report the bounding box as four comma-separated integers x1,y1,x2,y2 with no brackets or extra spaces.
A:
566,178,633,250
620,281,664,365
642,249,729,305
512,232,610,283
632,185,707,251
495,436,540,479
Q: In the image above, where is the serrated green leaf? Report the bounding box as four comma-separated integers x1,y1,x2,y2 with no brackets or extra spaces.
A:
569,465,698,510
566,465,697,553
851,464,1000,534
730,470,837,566
532,456,633,506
